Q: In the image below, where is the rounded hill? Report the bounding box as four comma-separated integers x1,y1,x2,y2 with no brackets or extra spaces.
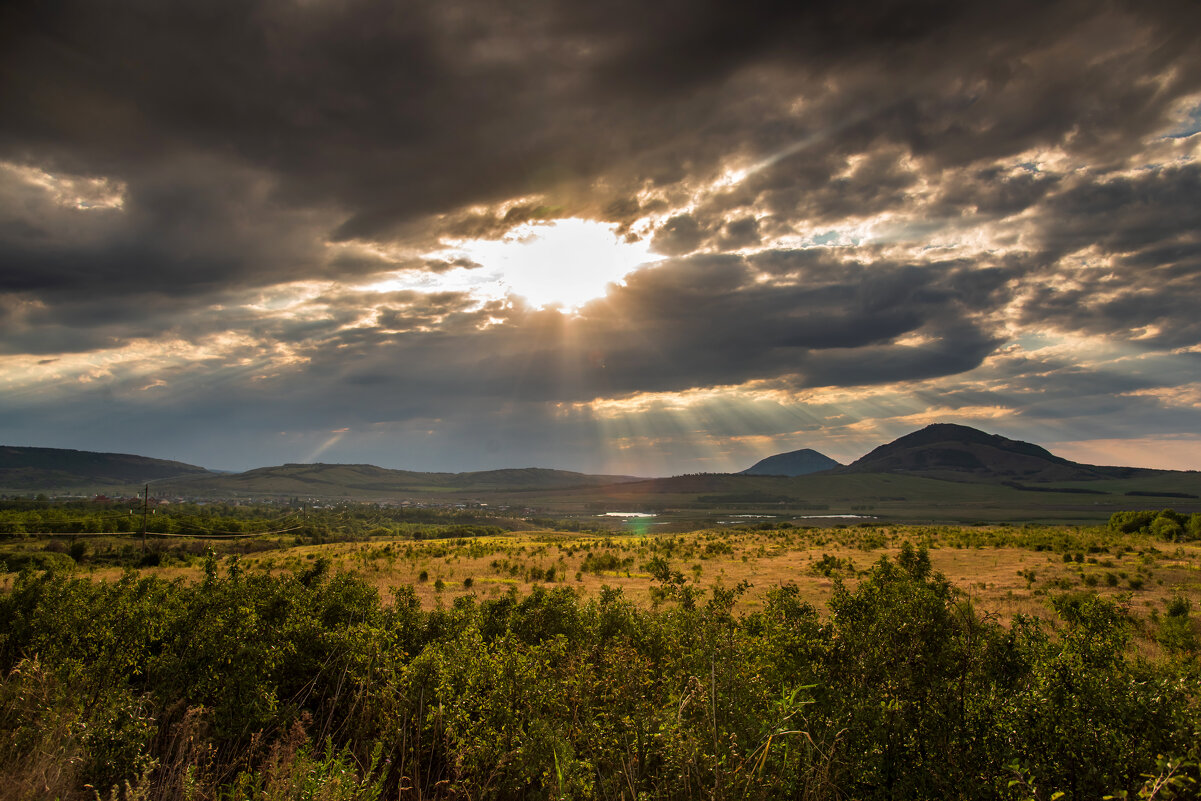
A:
842,423,1151,482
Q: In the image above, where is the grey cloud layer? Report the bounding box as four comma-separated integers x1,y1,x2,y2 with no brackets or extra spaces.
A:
6,0,1198,242
2,0,1201,469
12,250,1007,418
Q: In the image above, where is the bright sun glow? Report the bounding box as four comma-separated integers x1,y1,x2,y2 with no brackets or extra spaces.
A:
448,218,656,309
360,218,658,310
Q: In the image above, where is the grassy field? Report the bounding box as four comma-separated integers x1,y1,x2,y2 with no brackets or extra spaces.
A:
11,522,1199,650
17,466,1199,526
517,472,1201,524
3,521,1199,799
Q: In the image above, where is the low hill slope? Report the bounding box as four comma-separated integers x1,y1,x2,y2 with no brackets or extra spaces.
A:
0,445,211,491
161,462,640,498
741,448,841,476
842,423,1158,482
452,467,640,490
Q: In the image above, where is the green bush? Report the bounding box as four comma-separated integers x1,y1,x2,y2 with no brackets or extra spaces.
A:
1109,508,1200,541
1109,510,1158,534
0,551,1197,800
0,551,75,573
1158,595,1197,653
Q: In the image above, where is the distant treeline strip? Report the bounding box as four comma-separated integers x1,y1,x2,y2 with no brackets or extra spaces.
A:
1002,481,1108,494
0,499,524,541
151,524,306,538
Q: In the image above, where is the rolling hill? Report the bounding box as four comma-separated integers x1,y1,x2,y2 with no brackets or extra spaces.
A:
0,445,211,491
6,426,1198,524
157,462,641,498
740,448,841,476
839,423,1161,482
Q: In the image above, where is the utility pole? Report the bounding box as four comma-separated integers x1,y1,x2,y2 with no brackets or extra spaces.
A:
140,484,149,553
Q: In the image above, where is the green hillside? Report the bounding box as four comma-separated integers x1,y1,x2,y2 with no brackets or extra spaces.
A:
515,471,1201,525
841,423,1161,482
0,445,210,492
157,462,641,498
7,426,1199,525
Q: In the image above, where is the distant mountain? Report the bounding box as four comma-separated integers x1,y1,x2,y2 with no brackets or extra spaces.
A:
450,467,642,490
741,448,841,476
159,462,641,498
0,445,211,491
841,423,1157,482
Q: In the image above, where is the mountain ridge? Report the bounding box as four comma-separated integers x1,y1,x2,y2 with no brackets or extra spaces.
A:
157,462,643,497
838,423,1163,482
740,448,841,476
4,424,1192,500
0,445,211,491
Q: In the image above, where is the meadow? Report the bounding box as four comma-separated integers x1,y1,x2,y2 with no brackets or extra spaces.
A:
1,510,1199,800
9,519,1200,635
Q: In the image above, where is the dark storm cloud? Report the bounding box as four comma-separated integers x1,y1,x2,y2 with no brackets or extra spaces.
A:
917,350,1201,441
201,249,1015,420
711,145,924,230
1019,162,1201,348
930,166,1061,219
5,0,1199,247
4,246,1008,429
650,215,705,256
0,156,333,298
4,0,1201,470
423,257,483,274
1036,163,1201,258
716,217,761,250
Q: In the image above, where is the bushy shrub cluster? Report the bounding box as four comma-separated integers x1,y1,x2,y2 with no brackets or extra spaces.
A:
0,500,521,545
0,546,1198,800
1110,508,1201,540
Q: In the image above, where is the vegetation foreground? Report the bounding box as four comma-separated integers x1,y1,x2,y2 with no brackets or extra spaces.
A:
1,519,1200,799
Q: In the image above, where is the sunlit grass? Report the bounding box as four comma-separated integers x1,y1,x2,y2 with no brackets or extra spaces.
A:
29,524,1193,640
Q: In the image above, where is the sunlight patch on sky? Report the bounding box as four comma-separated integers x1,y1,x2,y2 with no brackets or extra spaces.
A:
450,218,657,309
1047,437,1201,471
242,282,334,314
0,331,310,397
1164,95,1201,139
1007,331,1164,370
304,428,350,463
845,405,1014,431
1121,383,1201,409
773,223,877,250
364,218,657,310
2,161,127,210
577,385,776,418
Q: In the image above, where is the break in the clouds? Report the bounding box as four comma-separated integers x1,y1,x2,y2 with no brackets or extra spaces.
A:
2,0,1201,473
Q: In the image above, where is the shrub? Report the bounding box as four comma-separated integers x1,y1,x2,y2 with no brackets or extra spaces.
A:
0,545,1198,800
1158,595,1196,653
1109,510,1157,534
811,553,854,577
1150,515,1185,541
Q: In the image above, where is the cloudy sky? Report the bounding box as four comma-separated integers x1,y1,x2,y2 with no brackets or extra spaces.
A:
3,0,1201,474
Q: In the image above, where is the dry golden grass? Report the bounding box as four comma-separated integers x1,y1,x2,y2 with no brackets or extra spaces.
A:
229,527,1201,631
12,525,1201,636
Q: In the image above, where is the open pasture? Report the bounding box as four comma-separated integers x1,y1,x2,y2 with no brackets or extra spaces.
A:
17,522,1199,645
3,520,1200,799
255,524,1201,635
